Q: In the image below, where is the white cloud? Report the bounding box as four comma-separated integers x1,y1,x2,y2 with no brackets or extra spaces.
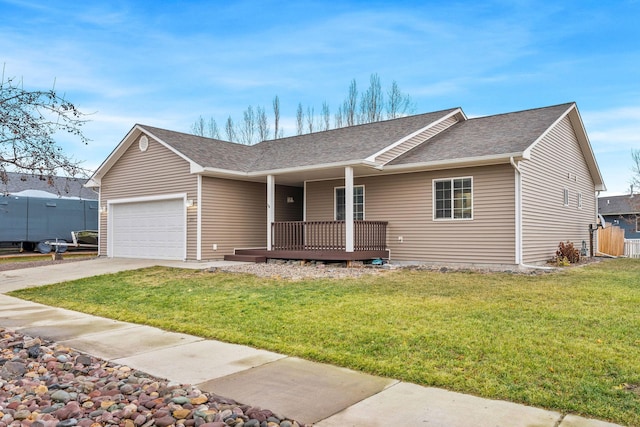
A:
583,107,640,153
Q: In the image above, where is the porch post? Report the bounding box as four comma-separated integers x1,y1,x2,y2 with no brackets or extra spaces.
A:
345,166,354,252
267,175,275,251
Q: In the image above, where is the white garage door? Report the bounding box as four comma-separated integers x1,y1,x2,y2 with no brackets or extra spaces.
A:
110,198,185,260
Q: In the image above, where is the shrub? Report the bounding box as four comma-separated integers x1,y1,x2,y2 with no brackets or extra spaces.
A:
555,241,580,264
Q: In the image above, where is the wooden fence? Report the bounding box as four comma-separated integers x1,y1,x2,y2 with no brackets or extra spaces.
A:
625,239,640,258
598,225,625,256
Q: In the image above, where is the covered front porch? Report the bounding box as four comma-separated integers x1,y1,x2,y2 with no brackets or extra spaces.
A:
218,165,391,263
227,220,389,262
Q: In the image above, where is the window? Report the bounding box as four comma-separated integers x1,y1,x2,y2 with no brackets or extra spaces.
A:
563,188,569,206
577,192,583,209
636,217,640,233
335,185,364,220
434,177,472,220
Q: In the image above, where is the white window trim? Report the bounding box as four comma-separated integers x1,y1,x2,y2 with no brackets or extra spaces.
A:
563,188,569,207
432,176,474,221
636,217,640,233
577,192,583,209
334,185,365,221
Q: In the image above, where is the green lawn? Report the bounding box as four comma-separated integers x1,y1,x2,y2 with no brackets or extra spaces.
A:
10,258,640,426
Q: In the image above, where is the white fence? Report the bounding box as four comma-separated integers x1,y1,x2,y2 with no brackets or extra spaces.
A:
625,239,640,258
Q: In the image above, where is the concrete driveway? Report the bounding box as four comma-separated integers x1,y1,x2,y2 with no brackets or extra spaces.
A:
0,256,241,293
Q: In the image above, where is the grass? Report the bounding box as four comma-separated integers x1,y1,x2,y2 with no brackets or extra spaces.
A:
9,258,640,426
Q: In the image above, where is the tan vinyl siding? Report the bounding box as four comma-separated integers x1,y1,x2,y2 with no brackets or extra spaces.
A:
305,165,515,264
375,116,458,164
99,135,197,259
200,177,266,260
520,116,596,264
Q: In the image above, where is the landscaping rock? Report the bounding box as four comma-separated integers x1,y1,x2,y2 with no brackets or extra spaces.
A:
0,328,306,427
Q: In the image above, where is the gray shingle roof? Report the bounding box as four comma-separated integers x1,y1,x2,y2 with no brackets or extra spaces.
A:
136,103,577,175
140,109,460,172
0,172,97,199
599,194,640,215
248,109,460,171
389,103,574,165
141,125,255,172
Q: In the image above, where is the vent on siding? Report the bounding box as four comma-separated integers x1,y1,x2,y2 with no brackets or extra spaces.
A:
139,135,149,152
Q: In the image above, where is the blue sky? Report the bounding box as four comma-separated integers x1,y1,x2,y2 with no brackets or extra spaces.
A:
1,0,639,195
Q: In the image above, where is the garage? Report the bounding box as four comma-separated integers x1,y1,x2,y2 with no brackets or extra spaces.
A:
110,198,186,260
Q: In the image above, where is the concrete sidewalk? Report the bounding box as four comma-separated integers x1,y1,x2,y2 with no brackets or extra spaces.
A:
0,258,626,426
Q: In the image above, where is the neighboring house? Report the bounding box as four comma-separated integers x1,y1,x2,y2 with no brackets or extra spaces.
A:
598,194,640,239
87,102,605,266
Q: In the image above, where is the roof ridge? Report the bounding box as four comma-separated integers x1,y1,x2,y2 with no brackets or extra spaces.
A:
255,107,461,145
465,102,575,121
138,124,241,146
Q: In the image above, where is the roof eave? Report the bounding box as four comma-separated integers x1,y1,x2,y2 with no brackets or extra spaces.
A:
522,103,606,192
382,153,526,173
247,159,381,177
600,211,637,216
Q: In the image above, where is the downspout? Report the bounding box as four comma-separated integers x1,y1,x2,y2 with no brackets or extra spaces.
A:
594,190,601,256
196,175,202,260
510,157,554,270
510,157,523,265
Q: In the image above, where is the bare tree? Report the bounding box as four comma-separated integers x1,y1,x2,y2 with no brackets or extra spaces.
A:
334,105,343,129
224,116,236,142
0,70,90,181
191,116,206,136
296,103,304,136
192,116,221,139
238,105,256,145
360,73,383,124
257,106,270,142
344,79,358,127
207,117,221,139
306,106,315,133
191,74,417,141
632,149,640,189
386,80,415,119
272,95,281,139
321,101,331,131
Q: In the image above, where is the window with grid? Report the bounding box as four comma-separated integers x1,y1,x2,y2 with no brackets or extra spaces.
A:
434,177,472,220
335,185,364,220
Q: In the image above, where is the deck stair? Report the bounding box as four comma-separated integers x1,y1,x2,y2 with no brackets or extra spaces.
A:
223,249,267,263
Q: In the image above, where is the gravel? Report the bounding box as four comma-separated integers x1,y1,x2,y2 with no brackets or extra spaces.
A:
216,259,391,280
0,328,307,427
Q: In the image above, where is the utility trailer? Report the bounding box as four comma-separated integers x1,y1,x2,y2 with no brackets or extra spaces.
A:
46,230,98,253
0,194,98,253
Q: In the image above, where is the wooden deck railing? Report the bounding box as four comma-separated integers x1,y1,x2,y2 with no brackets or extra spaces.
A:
271,221,388,251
